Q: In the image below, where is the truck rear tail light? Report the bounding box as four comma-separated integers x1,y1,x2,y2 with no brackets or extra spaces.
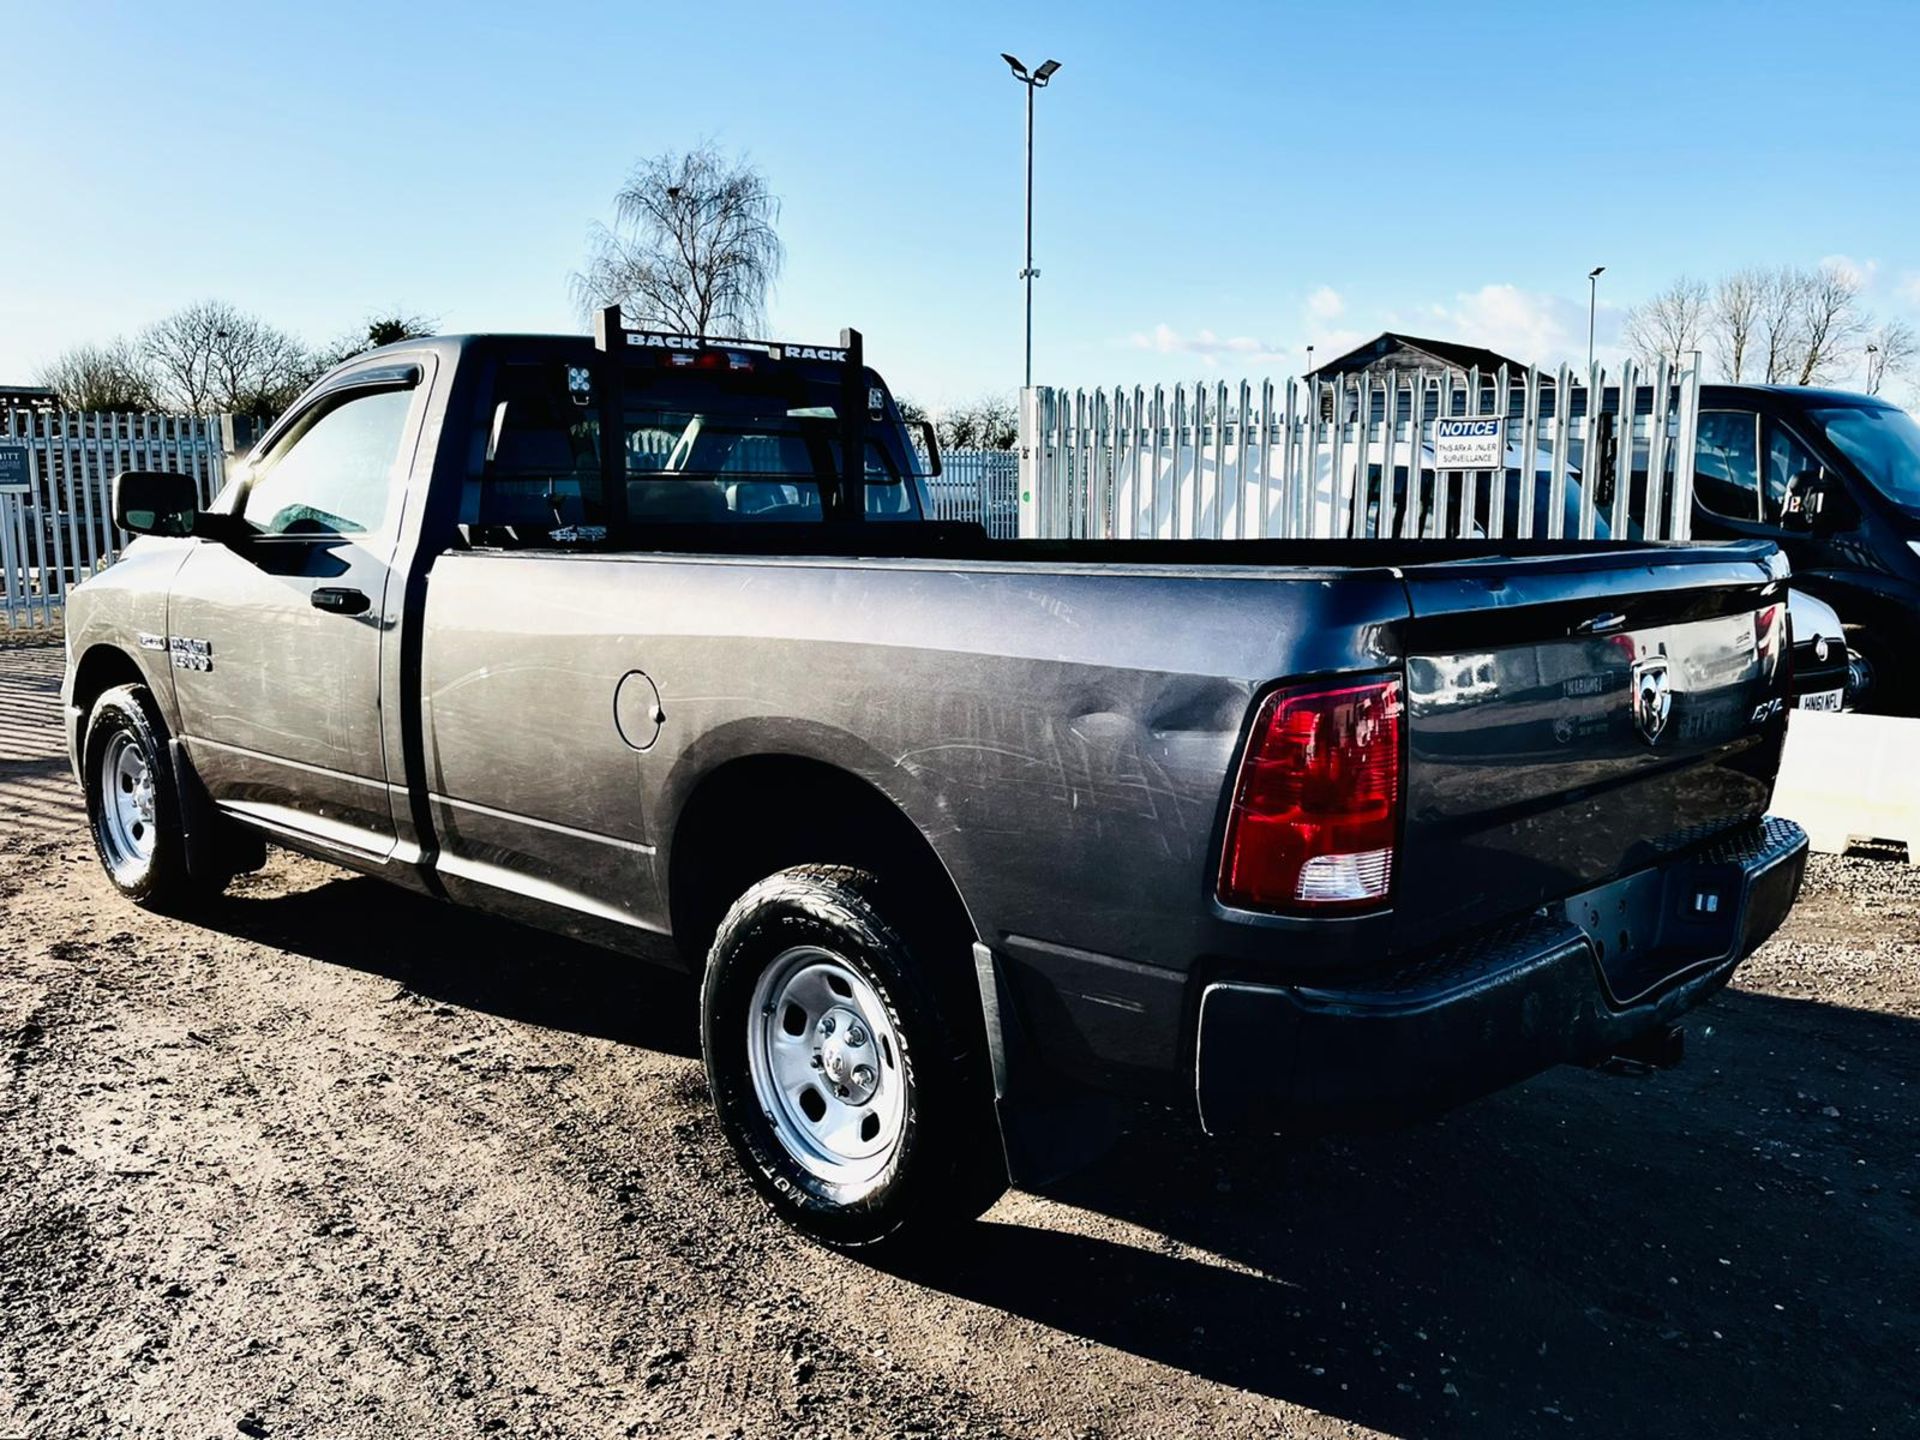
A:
1217,674,1404,913
1755,600,1785,672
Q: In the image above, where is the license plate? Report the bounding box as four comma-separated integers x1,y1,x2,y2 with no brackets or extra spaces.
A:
1797,687,1844,712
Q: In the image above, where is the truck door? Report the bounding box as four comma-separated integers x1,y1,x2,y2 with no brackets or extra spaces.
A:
167,360,430,859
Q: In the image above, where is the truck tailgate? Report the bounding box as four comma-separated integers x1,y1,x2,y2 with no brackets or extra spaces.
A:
1391,543,1790,950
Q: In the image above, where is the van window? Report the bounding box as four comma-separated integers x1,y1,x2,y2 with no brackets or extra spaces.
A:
1762,419,1822,524
1694,411,1761,521
1812,404,1920,512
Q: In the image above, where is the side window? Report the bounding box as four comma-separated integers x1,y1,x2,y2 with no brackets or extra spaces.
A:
1693,411,1761,522
1763,419,1822,525
244,387,414,536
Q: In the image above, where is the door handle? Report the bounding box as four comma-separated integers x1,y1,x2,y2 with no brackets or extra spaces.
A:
311,586,371,616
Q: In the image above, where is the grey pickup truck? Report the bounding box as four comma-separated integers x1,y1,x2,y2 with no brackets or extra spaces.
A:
66,311,1808,1248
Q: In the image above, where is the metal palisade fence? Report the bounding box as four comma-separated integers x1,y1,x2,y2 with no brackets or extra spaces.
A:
926,448,1020,536
1017,357,1701,544
1,409,228,634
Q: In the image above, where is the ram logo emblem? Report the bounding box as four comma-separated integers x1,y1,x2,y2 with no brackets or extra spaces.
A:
1631,656,1671,745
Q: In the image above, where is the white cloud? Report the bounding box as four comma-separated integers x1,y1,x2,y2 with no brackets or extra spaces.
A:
1894,272,1920,307
1127,323,1291,367
1306,285,1345,322
1820,253,1880,289
1423,283,1593,369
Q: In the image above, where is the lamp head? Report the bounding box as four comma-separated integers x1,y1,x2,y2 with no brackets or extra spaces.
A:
1033,58,1062,83
1001,53,1029,79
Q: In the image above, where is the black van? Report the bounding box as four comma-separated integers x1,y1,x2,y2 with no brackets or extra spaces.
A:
1690,386,1920,714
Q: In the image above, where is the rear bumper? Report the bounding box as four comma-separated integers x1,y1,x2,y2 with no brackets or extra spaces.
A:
1195,816,1808,1135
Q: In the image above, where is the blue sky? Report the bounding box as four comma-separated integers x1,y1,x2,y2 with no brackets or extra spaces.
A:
3,0,1918,406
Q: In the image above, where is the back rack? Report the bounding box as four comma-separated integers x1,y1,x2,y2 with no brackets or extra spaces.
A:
590,304,872,520
592,304,862,369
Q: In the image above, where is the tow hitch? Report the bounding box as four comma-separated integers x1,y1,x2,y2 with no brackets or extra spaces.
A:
1598,1024,1686,1076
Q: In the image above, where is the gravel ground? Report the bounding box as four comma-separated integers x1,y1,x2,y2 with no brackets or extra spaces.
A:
2,642,1916,1440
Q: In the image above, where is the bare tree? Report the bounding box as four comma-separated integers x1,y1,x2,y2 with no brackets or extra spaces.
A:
1710,269,1765,381
1622,277,1709,370
36,338,160,411
1755,266,1810,383
141,301,319,418
573,143,784,338
1864,319,1917,396
1795,262,1866,385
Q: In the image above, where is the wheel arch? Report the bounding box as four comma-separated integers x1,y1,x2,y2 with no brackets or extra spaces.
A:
68,643,151,761
666,751,980,979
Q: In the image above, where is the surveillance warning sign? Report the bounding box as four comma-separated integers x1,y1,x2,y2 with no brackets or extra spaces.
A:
1433,418,1506,470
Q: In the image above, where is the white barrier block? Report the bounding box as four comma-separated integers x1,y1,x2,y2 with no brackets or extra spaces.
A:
1772,710,1920,863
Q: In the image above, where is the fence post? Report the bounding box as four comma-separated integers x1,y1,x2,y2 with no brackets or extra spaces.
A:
1671,351,1701,542
1016,387,1041,539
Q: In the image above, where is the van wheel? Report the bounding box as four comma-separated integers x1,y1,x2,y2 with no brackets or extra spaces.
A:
83,684,223,910
700,865,1006,1250
1845,628,1906,716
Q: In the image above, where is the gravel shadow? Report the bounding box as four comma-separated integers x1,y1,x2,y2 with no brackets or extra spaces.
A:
897,987,1920,1438
198,871,702,1059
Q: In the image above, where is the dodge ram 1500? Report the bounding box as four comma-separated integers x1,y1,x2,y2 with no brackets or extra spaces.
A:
66,312,1807,1247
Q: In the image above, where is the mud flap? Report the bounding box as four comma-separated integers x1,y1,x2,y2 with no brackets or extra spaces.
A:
971,942,1120,1187
168,739,264,880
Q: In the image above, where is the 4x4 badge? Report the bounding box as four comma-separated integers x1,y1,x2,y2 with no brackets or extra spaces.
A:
1631,656,1671,744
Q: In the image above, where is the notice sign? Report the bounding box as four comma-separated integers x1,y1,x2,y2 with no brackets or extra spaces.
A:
0,445,27,495
1433,417,1506,470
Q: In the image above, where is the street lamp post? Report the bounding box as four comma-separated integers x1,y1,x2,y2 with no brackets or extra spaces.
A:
1002,53,1061,389
1587,266,1605,371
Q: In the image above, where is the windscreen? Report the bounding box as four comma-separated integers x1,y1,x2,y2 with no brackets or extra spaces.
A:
1811,405,1920,514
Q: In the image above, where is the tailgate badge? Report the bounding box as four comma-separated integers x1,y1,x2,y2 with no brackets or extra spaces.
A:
1631,657,1671,744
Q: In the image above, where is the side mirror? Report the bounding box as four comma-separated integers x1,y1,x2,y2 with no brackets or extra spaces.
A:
1780,470,1832,532
916,419,943,478
112,470,200,538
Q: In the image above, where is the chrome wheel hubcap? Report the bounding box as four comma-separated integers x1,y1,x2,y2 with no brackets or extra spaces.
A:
98,731,157,881
747,946,905,1185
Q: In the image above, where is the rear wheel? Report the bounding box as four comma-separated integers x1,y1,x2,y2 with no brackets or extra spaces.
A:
83,684,227,910
701,865,1005,1249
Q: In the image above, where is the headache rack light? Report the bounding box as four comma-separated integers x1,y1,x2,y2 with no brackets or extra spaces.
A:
592,304,858,366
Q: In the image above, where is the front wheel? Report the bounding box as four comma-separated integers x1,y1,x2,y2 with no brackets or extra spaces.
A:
83,683,224,910
700,865,1005,1250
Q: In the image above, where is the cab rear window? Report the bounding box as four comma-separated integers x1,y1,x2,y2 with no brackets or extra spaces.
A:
460,362,918,548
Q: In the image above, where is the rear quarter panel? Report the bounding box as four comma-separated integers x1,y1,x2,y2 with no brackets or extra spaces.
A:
417,549,1409,972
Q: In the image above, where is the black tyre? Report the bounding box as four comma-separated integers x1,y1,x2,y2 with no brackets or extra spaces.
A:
1845,627,1909,716
82,683,225,910
700,864,1006,1250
